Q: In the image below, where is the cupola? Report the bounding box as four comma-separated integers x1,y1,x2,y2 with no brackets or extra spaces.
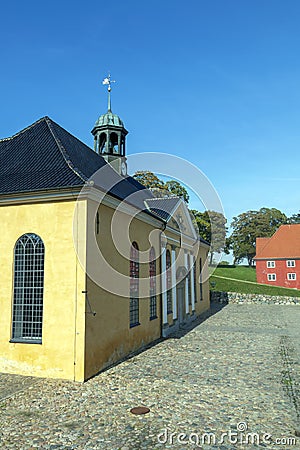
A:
91,75,128,176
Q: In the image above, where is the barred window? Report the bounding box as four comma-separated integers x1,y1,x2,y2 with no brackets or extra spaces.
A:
149,247,157,320
199,257,203,301
130,242,139,327
166,249,172,313
12,233,45,343
193,257,197,302
187,255,191,305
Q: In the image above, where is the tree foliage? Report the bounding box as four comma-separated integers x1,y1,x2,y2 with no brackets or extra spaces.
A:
191,209,227,264
227,207,288,266
288,212,300,224
164,180,189,203
133,171,165,190
133,171,189,203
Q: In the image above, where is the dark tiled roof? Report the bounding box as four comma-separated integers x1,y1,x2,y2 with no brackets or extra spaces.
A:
0,117,102,194
145,197,181,221
0,117,157,214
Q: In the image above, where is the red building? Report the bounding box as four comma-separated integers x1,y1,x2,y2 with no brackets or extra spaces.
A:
255,224,300,289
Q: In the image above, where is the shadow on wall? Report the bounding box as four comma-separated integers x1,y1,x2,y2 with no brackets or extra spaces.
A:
88,298,228,380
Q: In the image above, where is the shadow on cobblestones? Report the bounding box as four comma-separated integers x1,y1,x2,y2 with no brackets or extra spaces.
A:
90,301,227,380
280,335,300,434
168,300,228,339
0,373,40,402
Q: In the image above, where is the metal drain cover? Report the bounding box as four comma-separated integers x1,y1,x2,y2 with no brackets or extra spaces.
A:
130,406,150,415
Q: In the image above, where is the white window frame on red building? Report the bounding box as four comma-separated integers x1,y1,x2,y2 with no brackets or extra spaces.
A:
286,260,296,267
267,273,276,281
267,261,276,268
287,273,296,280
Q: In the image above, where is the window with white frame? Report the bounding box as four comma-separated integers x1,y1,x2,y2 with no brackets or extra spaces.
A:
267,261,275,268
286,260,295,267
267,273,276,281
287,273,296,280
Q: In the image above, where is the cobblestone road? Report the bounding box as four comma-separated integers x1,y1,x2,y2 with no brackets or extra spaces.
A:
0,303,299,449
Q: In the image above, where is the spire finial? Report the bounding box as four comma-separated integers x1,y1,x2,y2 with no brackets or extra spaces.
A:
102,73,115,112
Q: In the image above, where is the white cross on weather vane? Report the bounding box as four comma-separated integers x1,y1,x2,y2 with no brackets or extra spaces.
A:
102,73,116,92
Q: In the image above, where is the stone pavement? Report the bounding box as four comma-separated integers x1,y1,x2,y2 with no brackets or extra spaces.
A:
0,303,299,449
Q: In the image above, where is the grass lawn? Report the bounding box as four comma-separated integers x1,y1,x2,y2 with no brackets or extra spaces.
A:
210,265,300,297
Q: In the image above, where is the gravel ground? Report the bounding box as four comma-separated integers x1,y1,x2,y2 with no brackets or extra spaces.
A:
0,303,299,450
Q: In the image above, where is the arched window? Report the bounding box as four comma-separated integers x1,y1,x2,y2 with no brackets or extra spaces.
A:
130,242,139,327
149,247,157,319
199,257,203,301
12,233,45,342
193,256,197,302
187,255,191,305
166,249,172,314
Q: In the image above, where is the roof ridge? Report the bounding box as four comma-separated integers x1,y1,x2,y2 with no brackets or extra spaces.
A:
146,196,181,201
44,117,88,184
0,117,47,142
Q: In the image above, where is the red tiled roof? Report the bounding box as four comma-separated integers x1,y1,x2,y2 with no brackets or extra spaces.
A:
255,224,300,259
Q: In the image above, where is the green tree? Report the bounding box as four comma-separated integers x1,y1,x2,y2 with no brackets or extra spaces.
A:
191,210,227,264
288,212,300,224
164,180,189,203
133,171,189,203
133,171,165,190
228,207,288,266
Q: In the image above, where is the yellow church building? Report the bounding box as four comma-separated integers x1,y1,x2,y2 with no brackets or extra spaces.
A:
0,83,210,381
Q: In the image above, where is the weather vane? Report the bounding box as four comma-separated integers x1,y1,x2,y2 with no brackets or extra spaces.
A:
102,73,115,92
102,73,115,111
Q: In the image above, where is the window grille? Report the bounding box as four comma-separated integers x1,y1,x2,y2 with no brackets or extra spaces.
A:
149,247,157,319
193,257,197,302
130,242,139,327
12,233,44,342
187,255,191,305
287,260,295,267
166,249,172,313
199,257,203,301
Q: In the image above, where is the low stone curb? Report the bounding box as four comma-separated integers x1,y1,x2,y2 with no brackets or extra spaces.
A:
211,290,300,305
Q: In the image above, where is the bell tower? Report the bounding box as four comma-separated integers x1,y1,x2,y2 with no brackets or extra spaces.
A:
91,74,128,176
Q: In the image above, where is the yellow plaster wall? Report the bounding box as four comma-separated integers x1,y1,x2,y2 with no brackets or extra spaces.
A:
0,199,87,381
194,246,210,316
84,201,162,380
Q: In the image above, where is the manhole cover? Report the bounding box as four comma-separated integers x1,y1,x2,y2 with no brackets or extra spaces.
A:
130,406,150,415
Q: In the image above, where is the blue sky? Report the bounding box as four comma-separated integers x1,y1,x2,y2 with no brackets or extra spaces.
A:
1,0,300,227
